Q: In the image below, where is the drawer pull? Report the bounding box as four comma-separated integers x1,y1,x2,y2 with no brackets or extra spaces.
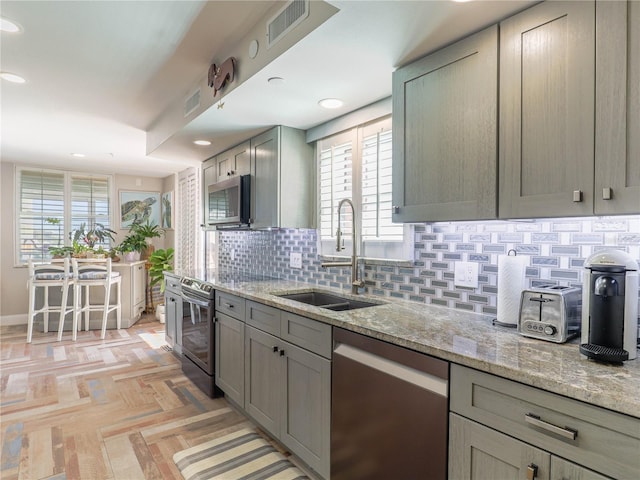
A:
526,463,538,480
224,303,234,309
525,413,577,440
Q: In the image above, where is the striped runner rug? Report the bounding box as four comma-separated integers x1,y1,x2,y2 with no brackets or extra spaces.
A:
173,428,309,480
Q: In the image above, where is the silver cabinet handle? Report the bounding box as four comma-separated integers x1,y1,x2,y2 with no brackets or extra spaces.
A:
526,463,538,480
525,413,577,440
392,205,400,213
224,303,234,309
602,187,612,200
572,190,583,202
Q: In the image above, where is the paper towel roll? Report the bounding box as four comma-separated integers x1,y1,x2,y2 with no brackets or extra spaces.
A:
496,253,527,327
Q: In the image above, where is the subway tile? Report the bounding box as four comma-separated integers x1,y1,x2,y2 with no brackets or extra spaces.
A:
552,245,581,256
431,280,449,288
443,234,464,242
455,302,475,311
431,299,449,307
443,253,462,261
455,243,476,252
531,256,559,267
431,262,450,269
483,244,506,253
470,234,491,242
469,254,490,262
498,233,524,243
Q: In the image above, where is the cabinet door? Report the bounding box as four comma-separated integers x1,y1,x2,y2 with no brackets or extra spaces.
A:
280,341,330,479
595,0,640,214
244,325,282,436
216,142,250,182
215,313,245,406
551,457,611,480
392,26,497,222
449,414,550,480
500,1,595,218
165,292,176,346
133,263,145,316
250,127,279,229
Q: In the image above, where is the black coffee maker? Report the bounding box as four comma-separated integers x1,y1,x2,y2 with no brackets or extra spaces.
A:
580,250,638,363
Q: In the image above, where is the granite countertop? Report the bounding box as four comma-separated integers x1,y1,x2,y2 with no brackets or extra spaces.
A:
175,270,640,418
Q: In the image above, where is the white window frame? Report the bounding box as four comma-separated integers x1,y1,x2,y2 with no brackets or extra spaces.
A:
317,116,413,261
14,165,114,266
176,167,202,273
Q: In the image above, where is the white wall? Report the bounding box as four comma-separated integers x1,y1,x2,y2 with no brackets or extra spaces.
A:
0,162,175,324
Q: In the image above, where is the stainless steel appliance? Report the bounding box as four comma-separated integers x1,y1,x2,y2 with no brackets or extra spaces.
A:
180,277,220,397
580,250,639,362
518,284,582,343
331,328,448,480
206,175,251,226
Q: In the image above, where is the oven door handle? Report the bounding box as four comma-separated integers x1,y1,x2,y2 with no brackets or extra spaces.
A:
181,291,211,308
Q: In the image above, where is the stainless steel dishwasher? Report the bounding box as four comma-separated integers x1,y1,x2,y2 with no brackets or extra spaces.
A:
331,328,449,480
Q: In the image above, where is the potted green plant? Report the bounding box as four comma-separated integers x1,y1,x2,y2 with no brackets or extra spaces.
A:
48,245,74,258
115,233,148,262
147,248,174,322
128,221,164,259
70,222,116,256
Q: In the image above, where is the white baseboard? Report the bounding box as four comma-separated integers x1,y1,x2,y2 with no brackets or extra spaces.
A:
1,314,27,326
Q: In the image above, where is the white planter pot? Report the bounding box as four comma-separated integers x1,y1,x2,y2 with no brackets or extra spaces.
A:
156,304,165,323
123,251,141,262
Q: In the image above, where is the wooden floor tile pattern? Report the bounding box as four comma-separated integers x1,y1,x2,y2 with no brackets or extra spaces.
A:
0,318,252,480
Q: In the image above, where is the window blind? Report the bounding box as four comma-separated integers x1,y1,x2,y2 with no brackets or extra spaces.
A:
319,140,353,238
18,170,65,263
177,167,201,272
71,175,111,247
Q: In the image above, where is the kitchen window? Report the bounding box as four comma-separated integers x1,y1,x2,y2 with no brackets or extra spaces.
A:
318,116,412,260
15,167,113,264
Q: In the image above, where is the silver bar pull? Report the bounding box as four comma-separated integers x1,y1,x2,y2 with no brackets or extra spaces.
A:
602,187,612,200
525,413,578,440
392,205,400,213
526,463,538,480
572,190,583,202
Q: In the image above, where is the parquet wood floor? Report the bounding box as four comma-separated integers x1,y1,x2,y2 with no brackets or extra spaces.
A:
0,317,253,480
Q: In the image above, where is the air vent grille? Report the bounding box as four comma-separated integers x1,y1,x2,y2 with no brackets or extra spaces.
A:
267,0,309,49
184,89,201,117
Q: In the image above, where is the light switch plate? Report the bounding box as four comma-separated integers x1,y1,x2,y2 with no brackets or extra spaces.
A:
454,261,479,288
290,252,302,269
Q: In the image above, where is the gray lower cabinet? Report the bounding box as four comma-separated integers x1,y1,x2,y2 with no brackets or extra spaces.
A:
499,1,596,218
449,364,639,480
450,415,612,480
244,307,331,479
214,312,244,406
392,25,498,222
594,0,640,214
164,273,182,354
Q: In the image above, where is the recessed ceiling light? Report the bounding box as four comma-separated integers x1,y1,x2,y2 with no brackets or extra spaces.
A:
318,98,343,109
194,140,211,146
0,72,25,83
0,17,21,33
71,153,86,158
268,77,285,85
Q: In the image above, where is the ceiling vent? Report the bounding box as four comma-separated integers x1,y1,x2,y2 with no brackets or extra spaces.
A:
267,0,309,49
184,89,201,118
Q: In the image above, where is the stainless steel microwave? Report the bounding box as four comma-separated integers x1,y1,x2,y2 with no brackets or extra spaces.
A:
207,175,251,226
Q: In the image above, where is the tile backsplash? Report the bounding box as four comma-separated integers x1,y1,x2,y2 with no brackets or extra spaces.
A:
217,216,640,335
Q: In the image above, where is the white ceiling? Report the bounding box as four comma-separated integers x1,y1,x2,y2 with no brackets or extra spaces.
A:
1,0,535,178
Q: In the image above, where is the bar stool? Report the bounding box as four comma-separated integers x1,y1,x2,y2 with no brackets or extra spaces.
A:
72,258,122,340
27,258,74,343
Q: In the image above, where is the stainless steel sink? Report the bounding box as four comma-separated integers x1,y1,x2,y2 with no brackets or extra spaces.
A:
276,291,382,311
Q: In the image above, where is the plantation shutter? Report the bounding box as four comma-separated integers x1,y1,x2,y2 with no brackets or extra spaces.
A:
176,167,201,272
71,175,112,247
18,170,65,263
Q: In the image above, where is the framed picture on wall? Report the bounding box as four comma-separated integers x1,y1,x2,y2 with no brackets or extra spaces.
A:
119,191,161,228
161,191,173,229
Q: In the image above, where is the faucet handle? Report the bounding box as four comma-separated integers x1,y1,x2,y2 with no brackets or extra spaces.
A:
335,228,345,251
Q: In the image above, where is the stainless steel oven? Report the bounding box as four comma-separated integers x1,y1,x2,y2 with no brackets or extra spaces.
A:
206,174,251,226
180,277,220,397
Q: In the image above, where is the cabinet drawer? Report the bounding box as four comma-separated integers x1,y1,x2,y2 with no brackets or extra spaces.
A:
280,312,331,359
216,292,245,320
246,301,280,336
165,274,181,293
450,364,640,479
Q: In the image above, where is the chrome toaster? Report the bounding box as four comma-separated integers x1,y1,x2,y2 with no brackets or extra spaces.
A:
518,285,582,343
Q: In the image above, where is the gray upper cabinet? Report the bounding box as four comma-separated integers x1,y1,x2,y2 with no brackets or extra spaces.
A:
392,25,498,222
250,126,314,229
595,0,640,214
499,1,596,218
215,141,250,182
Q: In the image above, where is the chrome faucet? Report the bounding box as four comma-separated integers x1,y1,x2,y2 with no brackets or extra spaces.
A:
320,198,364,294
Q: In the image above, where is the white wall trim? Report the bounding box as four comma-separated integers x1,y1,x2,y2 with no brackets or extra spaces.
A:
1,314,27,326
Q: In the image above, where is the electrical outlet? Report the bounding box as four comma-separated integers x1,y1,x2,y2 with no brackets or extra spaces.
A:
230,248,235,261
454,261,479,288
290,252,303,269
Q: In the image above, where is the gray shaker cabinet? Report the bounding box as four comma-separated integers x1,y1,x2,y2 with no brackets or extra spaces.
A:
215,141,250,183
392,25,498,222
214,312,245,407
250,126,314,229
499,1,596,218
595,0,640,214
